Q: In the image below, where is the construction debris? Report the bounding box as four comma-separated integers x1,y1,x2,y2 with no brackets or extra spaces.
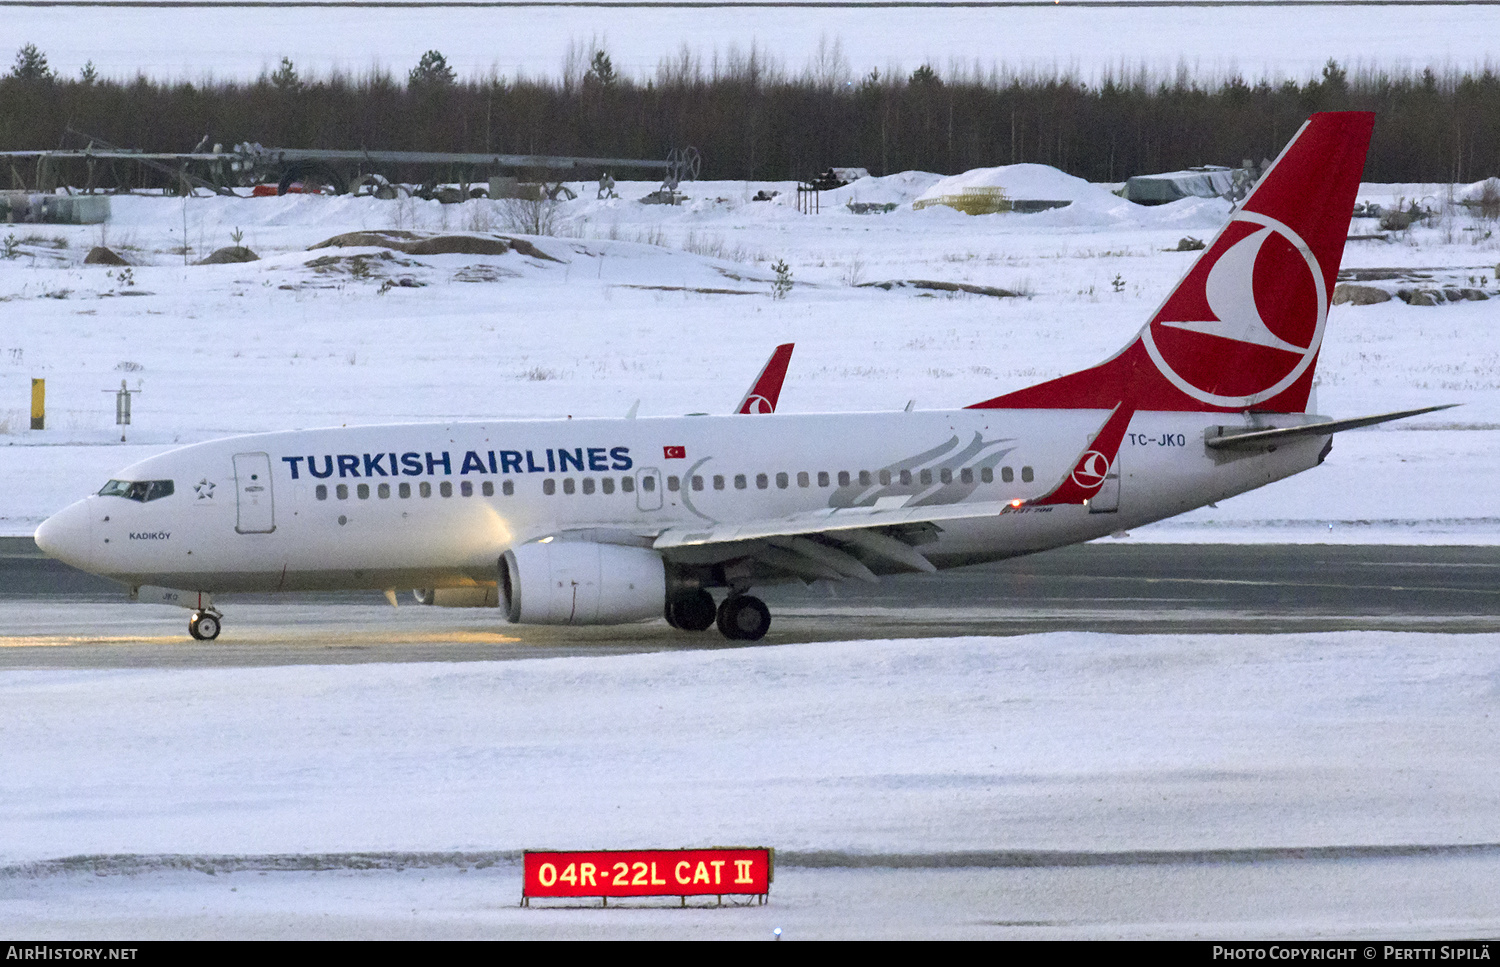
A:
2,192,110,225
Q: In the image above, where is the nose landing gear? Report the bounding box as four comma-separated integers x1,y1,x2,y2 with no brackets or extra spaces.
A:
189,609,223,641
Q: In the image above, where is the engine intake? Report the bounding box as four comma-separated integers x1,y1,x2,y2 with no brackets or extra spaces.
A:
501,541,665,625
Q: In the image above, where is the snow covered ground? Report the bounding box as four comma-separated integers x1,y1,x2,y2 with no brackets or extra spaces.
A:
2,172,1497,541
2,2,1497,85
3,629,1500,937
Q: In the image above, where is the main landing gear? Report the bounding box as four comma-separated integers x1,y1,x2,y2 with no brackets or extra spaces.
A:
716,594,771,642
666,589,772,641
189,609,223,641
665,589,717,632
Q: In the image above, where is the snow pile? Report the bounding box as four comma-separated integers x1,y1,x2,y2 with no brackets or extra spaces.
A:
827,170,946,208
907,162,1230,229
1458,178,1500,204
915,163,1122,208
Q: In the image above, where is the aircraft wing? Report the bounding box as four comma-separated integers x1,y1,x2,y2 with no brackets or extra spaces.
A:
651,498,1026,580
654,497,1017,550
654,408,1127,578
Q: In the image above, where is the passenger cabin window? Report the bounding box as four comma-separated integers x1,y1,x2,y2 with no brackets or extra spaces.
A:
982,468,995,484
502,480,514,496
859,471,872,486
1022,466,1034,482
378,483,391,499
98,479,174,503
667,476,680,492
940,469,952,484
797,472,809,488
542,479,556,495
818,471,829,487
1001,467,1013,483
399,482,411,498
960,469,973,484
420,482,433,497
713,475,725,491
622,476,635,493
642,475,656,493
336,484,349,500
879,470,891,486
461,481,473,497
315,485,328,500
837,471,850,487
734,474,747,490
563,478,576,495
582,478,595,495
921,469,933,486
899,470,911,485
756,473,768,490
602,478,615,494
357,483,370,499
440,481,453,497
692,476,704,492
482,481,494,497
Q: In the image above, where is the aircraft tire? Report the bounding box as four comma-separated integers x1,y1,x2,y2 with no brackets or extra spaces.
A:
668,590,717,632
189,611,221,641
716,595,771,641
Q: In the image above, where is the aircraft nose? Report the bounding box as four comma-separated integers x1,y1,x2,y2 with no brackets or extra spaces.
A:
35,499,93,570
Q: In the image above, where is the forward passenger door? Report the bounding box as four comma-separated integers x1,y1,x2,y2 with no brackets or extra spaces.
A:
233,451,276,533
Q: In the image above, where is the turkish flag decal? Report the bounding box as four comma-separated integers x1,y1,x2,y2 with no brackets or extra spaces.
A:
663,446,686,459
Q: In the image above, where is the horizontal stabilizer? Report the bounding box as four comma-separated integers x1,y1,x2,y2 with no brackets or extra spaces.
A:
1204,404,1457,450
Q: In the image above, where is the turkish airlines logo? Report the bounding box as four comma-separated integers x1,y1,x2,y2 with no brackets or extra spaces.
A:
1142,211,1328,408
1070,450,1112,489
740,395,773,414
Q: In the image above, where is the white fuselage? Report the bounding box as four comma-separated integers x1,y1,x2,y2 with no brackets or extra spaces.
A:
38,408,1327,594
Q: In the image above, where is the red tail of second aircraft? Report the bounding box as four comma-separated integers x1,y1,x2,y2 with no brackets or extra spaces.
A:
969,111,1375,414
737,343,795,414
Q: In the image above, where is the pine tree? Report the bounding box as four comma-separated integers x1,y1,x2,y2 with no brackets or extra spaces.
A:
408,50,456,89
9,43,55,82
79,60,98,85
908,64,941,88
270,56,301,92
585,50,616,88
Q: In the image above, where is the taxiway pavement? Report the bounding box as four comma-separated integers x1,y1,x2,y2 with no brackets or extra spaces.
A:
2,539,1497,668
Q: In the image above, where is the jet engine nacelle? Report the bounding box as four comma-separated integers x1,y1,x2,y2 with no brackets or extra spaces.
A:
501,541,665,625
413,587,500,607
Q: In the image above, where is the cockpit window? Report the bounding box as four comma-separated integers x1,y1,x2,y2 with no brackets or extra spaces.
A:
98,479,174,502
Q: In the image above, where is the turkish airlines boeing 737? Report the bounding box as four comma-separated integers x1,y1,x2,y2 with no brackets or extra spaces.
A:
35,112,1445,642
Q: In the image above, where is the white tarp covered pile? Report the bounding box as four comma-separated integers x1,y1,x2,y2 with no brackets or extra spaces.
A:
1123,167,1235,205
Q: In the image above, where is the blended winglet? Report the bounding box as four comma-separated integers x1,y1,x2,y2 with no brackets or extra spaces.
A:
1030,403,1134,506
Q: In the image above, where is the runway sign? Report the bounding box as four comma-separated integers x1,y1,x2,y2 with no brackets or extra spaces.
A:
523,848,771,905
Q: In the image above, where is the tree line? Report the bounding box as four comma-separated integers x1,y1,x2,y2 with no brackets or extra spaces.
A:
3,44,1497,189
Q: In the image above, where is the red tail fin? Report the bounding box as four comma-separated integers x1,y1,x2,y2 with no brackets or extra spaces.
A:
737,343,795,414
970,111,1374,413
